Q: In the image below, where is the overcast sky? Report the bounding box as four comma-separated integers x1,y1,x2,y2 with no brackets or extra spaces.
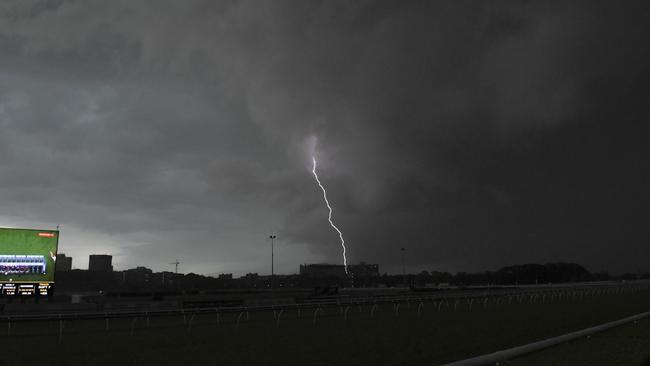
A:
0,1,648,276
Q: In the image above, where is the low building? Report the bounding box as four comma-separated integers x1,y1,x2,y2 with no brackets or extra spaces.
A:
299,263,347,278
122,266,152,285
349,262,380,287
88,254,113,272
300,262,380,287
55,253,72,271
348,262,380,278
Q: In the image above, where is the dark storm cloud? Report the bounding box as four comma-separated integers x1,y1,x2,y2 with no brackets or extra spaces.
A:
0,1,648,275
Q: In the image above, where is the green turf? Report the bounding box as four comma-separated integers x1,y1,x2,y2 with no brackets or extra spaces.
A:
505,315,650,365
0,228,58,283
2,288,650,365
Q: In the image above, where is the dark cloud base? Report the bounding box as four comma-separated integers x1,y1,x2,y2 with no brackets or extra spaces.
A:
0,0,648,275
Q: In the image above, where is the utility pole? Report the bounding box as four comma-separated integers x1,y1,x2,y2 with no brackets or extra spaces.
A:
401,247,406,287
269,235,276,288
170,260,179,274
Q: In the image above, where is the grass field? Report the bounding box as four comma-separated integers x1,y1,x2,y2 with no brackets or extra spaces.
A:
505,315,650,365
0,228,58,282
2,287,650,365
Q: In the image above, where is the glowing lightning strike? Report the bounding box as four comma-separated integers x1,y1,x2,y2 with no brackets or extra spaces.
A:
311,156,348,274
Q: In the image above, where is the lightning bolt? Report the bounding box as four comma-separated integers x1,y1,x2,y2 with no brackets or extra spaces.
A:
312,156,348,274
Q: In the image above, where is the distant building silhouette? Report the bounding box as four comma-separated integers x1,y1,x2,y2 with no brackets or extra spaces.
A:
88,254,113,272
243,273,259,287
348,262,380,278
300,263,380,279
123,266,152,285
300,263,347,278
349,262,380,286
55,253,72,271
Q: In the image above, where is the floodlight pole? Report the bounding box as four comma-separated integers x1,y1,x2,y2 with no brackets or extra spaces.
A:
269,235,276,288
401,247,406,286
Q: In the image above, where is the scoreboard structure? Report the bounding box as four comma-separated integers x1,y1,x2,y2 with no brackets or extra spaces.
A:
0,227,59,296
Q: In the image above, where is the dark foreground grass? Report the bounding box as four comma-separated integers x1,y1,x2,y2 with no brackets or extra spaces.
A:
505,315,650,366
3,289,650,366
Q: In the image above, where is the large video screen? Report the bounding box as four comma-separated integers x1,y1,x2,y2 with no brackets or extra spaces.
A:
0,227,59,296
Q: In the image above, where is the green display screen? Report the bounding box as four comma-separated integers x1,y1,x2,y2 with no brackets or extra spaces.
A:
0,227,59,284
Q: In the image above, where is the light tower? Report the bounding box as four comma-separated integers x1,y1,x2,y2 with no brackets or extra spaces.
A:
401,247,406,286
269,235,276,288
